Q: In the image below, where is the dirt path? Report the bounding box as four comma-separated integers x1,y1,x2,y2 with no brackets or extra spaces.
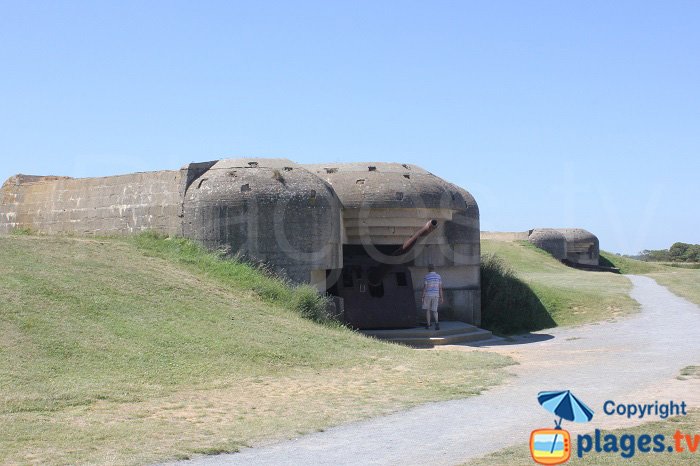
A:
173,276,700,465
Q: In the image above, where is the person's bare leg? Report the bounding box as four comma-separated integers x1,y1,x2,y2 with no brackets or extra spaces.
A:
425,310,431,328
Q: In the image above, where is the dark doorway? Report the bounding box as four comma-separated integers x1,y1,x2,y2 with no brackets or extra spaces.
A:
333,245,417,329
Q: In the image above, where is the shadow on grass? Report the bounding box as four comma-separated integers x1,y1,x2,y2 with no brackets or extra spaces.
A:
598,254,618,269
480,253,556,335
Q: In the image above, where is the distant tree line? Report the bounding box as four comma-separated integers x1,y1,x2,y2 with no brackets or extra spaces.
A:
634,242,700,262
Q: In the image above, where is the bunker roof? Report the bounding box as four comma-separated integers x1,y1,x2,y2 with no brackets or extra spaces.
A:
554,228,599,244
303,162,477,213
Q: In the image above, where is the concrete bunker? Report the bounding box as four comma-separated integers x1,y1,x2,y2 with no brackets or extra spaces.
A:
307,162,481,329
526,228,600,266
556,228,599,266
484,228,605,270
0,158,481,329
528,228,568,261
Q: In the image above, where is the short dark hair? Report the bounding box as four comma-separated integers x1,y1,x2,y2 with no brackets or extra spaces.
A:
428,264,435,272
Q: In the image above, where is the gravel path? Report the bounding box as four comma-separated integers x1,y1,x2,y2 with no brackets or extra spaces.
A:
174,275,700,465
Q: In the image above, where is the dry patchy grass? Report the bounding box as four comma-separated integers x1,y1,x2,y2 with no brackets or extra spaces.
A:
0,235,513,465
601,251,700,307
646,268,700,307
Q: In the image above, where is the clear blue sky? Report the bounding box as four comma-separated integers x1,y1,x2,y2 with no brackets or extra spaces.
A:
1,1,698,254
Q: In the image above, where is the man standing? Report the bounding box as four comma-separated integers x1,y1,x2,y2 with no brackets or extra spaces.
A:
422,264,443,330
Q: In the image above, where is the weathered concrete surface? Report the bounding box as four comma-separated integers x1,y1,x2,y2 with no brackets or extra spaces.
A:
528,228,567,260
361,321,493,346
0,171,183,235
170,275,700,466
182,159,343,284
555,228,599,266
480,231,529,241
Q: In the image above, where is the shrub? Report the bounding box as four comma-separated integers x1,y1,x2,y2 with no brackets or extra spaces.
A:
290,285,336,324
480,253,555,334
10,226,34,236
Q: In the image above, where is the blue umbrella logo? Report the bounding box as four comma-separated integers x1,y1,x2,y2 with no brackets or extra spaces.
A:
538,390,595,428
531,390,594,462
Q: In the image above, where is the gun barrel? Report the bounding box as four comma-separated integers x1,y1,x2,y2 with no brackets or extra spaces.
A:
367,220,439,286
394,219,438,256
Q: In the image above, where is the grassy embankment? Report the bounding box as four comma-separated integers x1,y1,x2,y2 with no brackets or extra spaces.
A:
480,241,700,335
0,233,513,465
480,240,638,334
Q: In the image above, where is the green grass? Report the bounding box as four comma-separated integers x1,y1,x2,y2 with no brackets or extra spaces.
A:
599,251,668,274
599,250,700,306
480,241,638,333
656,262,700,269
677,365,700,381
646,268,700,306
0,234,513,465
133,232,335,323
466,409,700,465
9,226,34,236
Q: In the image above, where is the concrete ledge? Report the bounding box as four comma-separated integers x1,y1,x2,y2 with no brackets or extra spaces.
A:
360,321,493,347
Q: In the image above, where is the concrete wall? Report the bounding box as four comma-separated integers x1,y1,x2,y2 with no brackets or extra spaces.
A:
409,264,480,325
480,231,529,241
0,171,182,235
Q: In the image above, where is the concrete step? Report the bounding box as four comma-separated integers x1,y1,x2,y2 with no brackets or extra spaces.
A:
360,321,493,347
362,323,479,339
386,329,494,346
